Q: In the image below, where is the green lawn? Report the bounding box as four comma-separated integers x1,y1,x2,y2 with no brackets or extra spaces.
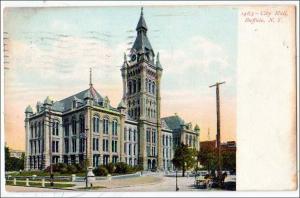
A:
6,180,75,189
9,171,86,177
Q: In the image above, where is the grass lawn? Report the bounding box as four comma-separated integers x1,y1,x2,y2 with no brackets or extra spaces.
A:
6,180,75,189
9,171,86,177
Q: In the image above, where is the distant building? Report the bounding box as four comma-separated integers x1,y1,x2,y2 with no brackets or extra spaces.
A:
24,8,200,171
10,150,24,159
200,140,236,152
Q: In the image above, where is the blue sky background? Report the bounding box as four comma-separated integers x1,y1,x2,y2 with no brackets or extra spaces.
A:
4,6,237,150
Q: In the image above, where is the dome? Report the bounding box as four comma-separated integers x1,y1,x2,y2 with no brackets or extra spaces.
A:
194,124,200,131
117,100,127,109
25,105,33,113
44,96,53,105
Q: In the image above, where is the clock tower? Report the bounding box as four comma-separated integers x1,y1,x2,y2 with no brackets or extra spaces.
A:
121,7,163,170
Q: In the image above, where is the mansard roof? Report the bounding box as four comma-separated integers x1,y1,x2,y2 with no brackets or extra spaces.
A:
161,114,185,131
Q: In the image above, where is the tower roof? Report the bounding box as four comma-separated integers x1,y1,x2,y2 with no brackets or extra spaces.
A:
136,7,148,31
132,7,154,55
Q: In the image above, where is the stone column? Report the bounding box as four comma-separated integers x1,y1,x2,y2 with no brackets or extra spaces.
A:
24,113,31,171
156,69,163,170
44,111,50,169
138,122,147,170
119,114,125,162
85,106,93,168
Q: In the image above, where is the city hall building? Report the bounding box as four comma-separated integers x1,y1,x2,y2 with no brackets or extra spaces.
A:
24,9,200,171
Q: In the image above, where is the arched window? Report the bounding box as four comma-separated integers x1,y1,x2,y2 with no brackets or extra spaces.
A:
148,81,151,93
152,82,155,94
112,120,118,136
72,117,77,135
103,117,109,134
93,115,100,133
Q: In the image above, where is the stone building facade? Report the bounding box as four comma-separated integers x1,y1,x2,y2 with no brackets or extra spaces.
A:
24,8,200,171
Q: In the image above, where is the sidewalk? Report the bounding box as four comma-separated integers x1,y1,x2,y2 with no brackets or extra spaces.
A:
73,175,163,190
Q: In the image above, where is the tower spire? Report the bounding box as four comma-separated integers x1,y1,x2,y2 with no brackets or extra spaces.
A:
89,67,93,87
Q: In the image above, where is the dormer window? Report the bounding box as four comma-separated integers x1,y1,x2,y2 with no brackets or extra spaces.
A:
73,100,77,108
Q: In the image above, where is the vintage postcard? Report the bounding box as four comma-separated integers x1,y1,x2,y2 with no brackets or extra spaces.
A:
1,1,298,197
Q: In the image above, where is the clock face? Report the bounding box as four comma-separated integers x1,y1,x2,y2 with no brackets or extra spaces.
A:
131,54,137,61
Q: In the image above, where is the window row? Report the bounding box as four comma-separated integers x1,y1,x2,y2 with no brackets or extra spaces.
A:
52,140,59,153
124,128,137,142
163,135,172,147
146,107,156,119
146,128,157,143
30,121,44,139
128,79,141,95
93,155,119,167
124,143,137,155
146,145,156,156
185,134,197,148
145,78,156,95
63,116,118,136
30,140,44,154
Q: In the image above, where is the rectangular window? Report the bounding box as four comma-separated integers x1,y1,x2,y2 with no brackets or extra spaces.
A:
129,144,132,155
72,138,76,152
147,146,150,156
146,129,150,143
56,122,59,136
93,138,95,151
72,119,77,135
64,123,69,136
96,138,99,150
133,144,136,155
133,130,136,142
64,139,69,153
56,141,59,153
103,119,109,134
103,139,109,152
52,141,55,153
129,129,131,141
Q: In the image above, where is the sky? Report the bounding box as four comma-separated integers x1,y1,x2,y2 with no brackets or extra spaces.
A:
3,6,237,151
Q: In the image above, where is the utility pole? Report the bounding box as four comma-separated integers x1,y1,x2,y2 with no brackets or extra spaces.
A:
85,128,89,189
209,81,225,187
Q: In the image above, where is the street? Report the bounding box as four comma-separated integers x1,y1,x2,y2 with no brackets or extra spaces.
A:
5,175,209,192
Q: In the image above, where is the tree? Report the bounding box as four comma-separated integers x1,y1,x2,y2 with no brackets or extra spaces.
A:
5,146,25,171
198,146,218,173
172,143,197,177
5,146,11,171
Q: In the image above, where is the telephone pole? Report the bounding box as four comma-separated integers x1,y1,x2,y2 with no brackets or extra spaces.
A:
209,81,225,186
